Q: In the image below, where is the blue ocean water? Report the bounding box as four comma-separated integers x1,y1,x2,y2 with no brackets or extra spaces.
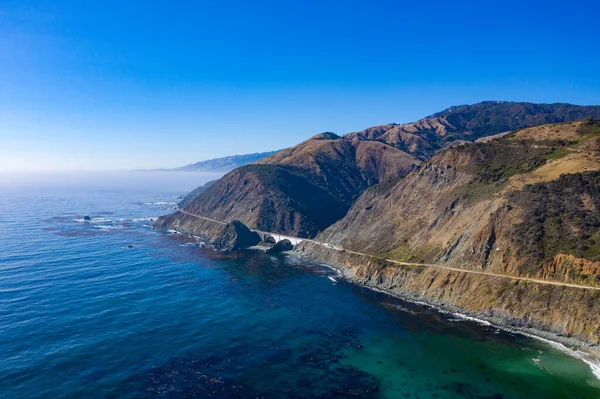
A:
1,172,599,399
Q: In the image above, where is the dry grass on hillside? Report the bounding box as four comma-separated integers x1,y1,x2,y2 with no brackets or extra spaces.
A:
511,121,582,142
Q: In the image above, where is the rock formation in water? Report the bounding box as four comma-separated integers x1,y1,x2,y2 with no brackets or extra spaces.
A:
213,220,261,251
266,239,294,255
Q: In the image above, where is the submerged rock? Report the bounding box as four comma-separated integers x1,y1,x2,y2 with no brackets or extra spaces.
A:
266,239,294,255
213,220,260,251
83,215,92,221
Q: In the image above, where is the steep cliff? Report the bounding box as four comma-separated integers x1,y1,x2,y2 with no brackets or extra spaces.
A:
295,241,600,345
301,120,600,344
154,213,259,251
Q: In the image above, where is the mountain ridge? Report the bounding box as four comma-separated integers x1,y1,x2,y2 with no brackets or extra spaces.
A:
345,101,600,159
160,101,600,239
143,150,279,173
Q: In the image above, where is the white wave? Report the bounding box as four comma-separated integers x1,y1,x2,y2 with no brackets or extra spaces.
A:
443,311,492,326
144,201,177,206
302,260,600,382
73,217,112,223
132,217,156,222
96,225,123,230
117,217,156,222
328,276,337,283
519,331,600,381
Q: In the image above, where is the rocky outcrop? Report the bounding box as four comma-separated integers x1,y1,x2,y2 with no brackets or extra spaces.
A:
539,254,600,288
154,213,259,251
213,220,261,251
266,239,294,255
154,211,226,239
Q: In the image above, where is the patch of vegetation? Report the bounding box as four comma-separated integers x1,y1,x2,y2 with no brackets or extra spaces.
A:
457,180,508,204
469,143,551,183
510,171,600,264
241,164,349,230
578,118,600,136
384,243,442,263
446,142,553,204
545,147,572,161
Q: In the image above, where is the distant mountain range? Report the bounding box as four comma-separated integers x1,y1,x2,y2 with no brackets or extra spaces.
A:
146,151,279,173
175,151,279,172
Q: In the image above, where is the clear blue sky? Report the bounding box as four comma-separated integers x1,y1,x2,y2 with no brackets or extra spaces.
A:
1,0,599,172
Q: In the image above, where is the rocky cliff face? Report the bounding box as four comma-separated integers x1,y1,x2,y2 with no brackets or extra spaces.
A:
213,220,261,250
154,213,259,251
295,241,600,345
302,120,600,344
320,121,600,277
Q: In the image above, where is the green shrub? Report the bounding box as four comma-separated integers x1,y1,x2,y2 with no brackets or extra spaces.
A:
510,171,600,263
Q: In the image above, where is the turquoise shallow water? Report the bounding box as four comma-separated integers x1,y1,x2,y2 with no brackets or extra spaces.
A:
1,173,599,399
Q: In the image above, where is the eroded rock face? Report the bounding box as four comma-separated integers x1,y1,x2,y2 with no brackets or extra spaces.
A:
296,241,600,345
213,220,261,251
266,239,294,255
154,214,260,251
154,212,226,239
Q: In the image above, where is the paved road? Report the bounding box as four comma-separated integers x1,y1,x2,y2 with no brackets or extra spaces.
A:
180,210,226,225
176,210,600,291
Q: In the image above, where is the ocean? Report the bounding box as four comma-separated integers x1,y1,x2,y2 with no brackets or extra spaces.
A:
1,172,599,399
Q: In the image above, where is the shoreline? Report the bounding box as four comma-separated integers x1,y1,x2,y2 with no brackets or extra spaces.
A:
158,227,600,381
288,250,600,382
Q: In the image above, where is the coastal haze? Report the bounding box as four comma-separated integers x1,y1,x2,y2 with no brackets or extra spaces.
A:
3,1,600,398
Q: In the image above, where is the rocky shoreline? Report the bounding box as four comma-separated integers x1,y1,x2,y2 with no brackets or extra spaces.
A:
291,241,600,379
154,219,600,379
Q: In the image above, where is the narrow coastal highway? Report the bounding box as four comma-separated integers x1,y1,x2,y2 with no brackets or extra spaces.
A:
176,210,600,291
179,210,226,225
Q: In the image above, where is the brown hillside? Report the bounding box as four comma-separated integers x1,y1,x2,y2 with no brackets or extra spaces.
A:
163,135,421,238
299,120,600,344
319,120,600,284
345,102,600,159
